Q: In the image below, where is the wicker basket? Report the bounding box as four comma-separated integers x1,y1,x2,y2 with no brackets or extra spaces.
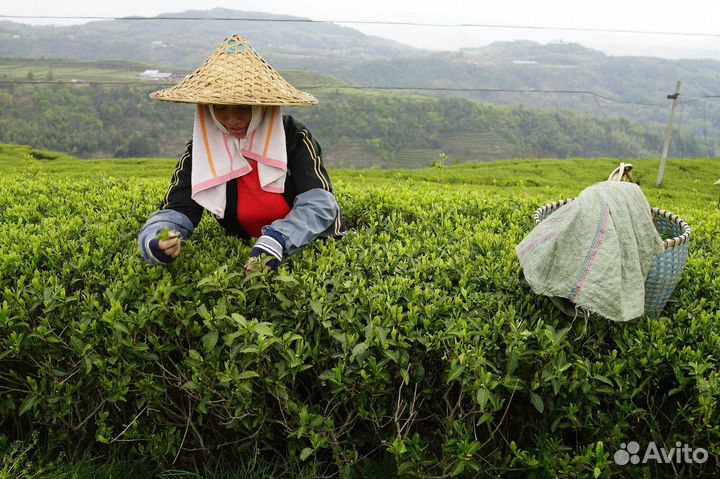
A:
533,199,691,313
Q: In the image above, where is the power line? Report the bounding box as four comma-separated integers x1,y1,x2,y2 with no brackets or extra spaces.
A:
3,80,718,105
1,14,719,38
0,79,666,106
320,85,663,106
0,80,175,86
677,95,720,106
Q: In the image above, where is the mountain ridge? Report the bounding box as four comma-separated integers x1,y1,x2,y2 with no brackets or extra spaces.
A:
0,8,420,69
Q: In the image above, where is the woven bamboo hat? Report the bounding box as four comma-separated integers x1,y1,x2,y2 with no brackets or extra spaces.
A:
150,34,317,106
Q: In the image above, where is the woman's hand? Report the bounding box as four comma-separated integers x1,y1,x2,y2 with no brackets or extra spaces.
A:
244,256,270,275
245,231,284,275
159,236,181,260
147,231,181,264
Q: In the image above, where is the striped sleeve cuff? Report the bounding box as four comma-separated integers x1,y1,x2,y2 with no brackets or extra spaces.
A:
251,235,284,262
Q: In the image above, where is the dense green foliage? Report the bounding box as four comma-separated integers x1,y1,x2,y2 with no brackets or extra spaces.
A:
299,92,703,167
0,83,194,158
0,431,329,479
0,77,704,166
0,144,76,162
1,149,719,477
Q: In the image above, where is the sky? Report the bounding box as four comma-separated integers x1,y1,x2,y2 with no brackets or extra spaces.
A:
2,0,719,59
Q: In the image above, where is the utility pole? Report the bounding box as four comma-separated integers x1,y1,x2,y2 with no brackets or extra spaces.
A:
656,81,681,187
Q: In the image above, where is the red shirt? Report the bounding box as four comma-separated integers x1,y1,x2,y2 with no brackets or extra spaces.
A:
235,163,291,237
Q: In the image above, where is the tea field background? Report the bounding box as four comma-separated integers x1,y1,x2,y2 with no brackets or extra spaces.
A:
1,145,719,478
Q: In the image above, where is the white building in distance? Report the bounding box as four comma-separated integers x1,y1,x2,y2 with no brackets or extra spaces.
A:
140,70,173,80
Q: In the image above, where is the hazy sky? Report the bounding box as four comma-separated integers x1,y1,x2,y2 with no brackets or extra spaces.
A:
3,0,719,59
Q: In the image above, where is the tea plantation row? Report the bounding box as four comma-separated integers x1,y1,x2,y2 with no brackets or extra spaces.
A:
1,152,719,478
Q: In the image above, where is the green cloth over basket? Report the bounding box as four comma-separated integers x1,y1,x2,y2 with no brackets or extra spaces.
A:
518,182,664,321
531,197,691,315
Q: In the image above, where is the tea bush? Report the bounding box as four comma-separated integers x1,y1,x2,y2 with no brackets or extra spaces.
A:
1,156,719,478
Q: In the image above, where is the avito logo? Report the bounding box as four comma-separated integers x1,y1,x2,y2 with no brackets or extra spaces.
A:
614,441,709,466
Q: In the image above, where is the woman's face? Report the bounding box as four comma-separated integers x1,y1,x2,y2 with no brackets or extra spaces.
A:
213,104,252,138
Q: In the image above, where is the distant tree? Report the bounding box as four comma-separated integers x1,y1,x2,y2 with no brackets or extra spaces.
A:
45,71,54,81
26,71,35,81
115,133,156,158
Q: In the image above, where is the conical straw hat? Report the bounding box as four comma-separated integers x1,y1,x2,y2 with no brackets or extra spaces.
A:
150,34,318,106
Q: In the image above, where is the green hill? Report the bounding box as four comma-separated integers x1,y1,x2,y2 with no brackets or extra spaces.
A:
0,63,705,166
3,11,720,158
2,13,719,155
331,41,720,156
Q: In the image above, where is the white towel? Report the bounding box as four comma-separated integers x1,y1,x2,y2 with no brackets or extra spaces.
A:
190,104,287,218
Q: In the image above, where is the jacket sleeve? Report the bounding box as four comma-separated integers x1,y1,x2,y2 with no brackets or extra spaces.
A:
254,125,340,257
263,189,339,256
288,126,334,195
137,209,195,265
137,141,204,265
160,141,204,227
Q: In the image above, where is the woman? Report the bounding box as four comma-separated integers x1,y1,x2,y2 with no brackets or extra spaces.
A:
137,34,345,273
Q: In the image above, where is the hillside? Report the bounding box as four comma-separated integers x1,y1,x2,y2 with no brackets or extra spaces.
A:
333,42,720,156
2,10,719,157
0,66,704,166
0,9,419,69
1,11,719,156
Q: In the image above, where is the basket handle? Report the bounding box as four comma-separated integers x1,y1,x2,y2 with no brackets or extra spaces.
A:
609,163,659,233
608,162,636,183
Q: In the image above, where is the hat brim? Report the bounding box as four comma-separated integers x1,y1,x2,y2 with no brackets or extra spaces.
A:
149,90,318,106
149,34,318,107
